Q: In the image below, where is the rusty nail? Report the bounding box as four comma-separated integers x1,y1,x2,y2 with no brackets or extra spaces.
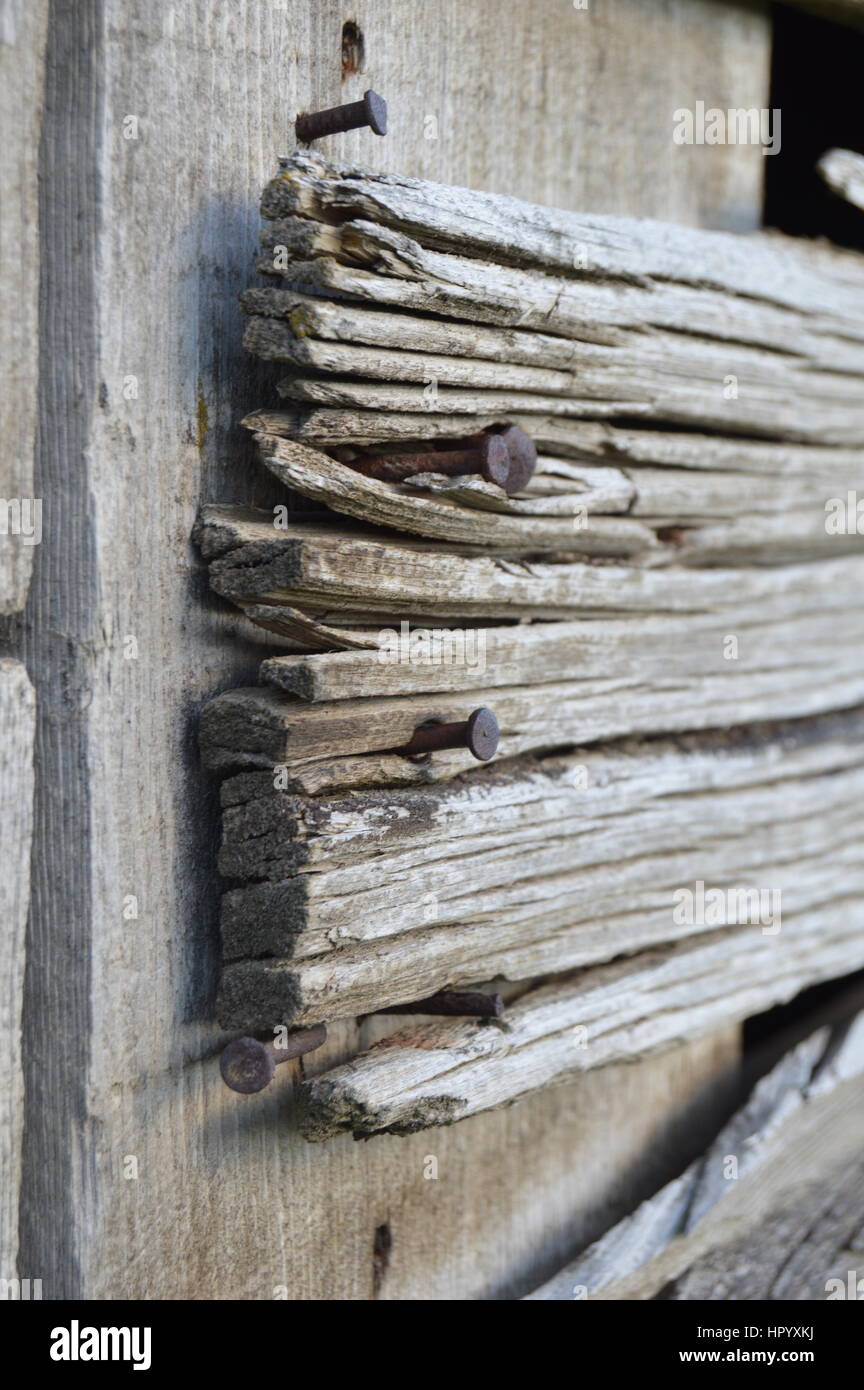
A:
352,425,537,497
397,706,499,762
295,89,387,142
373,991,504,1018
219,1023,327,1093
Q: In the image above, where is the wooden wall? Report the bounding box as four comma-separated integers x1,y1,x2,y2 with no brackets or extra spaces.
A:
7,0,774,1299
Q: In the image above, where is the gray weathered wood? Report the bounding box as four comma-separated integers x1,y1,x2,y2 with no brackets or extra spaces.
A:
298,921,864,1140
199,505,864,627
247,438,864,561
259,605,864,700
12,0,769,1304
525,1013,864,1299
216,715,864,1029
0,0,48,614
199,636,864,788
0,660,35,1277
247,154,864,443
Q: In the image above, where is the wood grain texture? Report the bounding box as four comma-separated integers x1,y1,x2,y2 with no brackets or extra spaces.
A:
257,604,864,701
298,920,864,1141
330,0,771,232
0,0,48,613
526,1012,864,1299
246,151,864,443
198,506,864,621
9,0,770,1301
0,660,35,1280
198,639,864,790
214,713,864,1031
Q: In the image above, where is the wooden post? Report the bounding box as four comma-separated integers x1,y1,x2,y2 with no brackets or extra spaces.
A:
8,0,779,1298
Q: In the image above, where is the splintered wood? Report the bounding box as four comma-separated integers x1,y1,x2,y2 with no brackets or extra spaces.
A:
200,155,864,1139
524,1012,864,1299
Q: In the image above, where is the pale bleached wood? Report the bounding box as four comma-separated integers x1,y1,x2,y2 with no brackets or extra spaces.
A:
199,507,864,621
667,1154,864,1301
240,287,602,365
245,293,864,446
265,216,864,366
249,232,864,443
15,0,769,1305
297,918,864,1139
259,605,864,700
263,152,864,324
215,716,864,1025
525,1014,864,1299
818,147,864,212
244,402,864,480
248,155,864,443
253,439,659,555
248,437,864,562
199,628,864,785
0,0,47,613
245,315,581,395
0,660,35,1278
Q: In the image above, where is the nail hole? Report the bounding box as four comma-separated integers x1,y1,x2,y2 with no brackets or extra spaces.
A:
372,1221,392,1297
341,20,365,80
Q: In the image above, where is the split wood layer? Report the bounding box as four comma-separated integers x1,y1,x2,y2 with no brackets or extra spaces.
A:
200,156,864,1134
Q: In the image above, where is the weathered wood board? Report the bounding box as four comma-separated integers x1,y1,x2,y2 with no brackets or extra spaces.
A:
214,712,864,1029
246,151,864,443
199,649,864,792
0,661,35,1280
526,1012,864,1299
298,921,864,1141
9,0,778,1302
818,148,864,212
0,0,48,615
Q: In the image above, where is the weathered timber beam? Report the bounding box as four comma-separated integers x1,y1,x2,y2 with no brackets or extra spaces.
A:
525,1012,864,1299
214,714,864,1028
296,918,864,1139
259,153,864,325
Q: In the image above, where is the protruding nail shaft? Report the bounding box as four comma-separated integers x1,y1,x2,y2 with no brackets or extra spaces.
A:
353,425,536,497
296,89,387,142
396,706,500,762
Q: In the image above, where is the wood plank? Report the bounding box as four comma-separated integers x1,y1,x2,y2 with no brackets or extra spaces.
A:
246,155,864,443
253,437,659,555
525,1012,864,1299
0,0,48,614
259,606,864,700
262,152,859,319
281,0,773,234
297,920,864,1140
198,638,864,785
6,0,775,1303
0,660,35,1278
198,507,864,623
246,438,864,560
215,714,864,1027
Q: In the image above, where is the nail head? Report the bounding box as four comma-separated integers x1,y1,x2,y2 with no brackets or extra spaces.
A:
466,707,500,761
363,89,388,136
